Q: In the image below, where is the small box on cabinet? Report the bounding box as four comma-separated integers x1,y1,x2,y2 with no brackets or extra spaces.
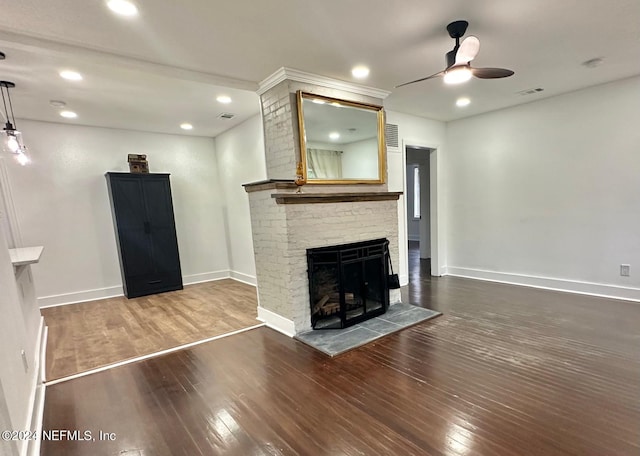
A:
128,154,149,173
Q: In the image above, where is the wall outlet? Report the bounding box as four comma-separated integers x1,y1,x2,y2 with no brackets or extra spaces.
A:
620,264,630,277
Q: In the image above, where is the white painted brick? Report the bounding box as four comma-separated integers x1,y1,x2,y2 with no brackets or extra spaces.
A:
250,77,398,332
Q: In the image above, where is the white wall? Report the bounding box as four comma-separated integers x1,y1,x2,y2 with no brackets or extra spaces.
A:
214,115,267,284
386,110,447,284
7,120,230,306
0,379,18,456
342,137,378,179
0,220,39,456
307,141,342,151
445,76,640,300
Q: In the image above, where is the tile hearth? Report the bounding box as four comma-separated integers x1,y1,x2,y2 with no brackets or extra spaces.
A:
295,303,441,356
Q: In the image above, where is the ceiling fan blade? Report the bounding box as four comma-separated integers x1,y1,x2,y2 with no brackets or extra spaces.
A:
455,36,480,65
395,71,444,88
472,67,514,79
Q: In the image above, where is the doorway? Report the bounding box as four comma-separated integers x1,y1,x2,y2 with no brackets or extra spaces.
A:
403,144,439,281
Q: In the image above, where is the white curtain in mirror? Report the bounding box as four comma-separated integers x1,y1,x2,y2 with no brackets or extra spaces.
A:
307,149,343,179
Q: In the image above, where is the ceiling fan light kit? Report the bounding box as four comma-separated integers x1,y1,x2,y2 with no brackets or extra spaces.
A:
443,65,473,84
396,20,514,88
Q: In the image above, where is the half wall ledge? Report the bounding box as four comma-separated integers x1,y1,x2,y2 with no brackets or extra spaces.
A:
243,179,298,193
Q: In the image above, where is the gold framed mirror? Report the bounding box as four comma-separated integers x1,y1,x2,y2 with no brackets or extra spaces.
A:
296,91,386,184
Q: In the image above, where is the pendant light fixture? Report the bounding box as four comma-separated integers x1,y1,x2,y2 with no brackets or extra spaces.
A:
1,81,22,151
0,51,29,165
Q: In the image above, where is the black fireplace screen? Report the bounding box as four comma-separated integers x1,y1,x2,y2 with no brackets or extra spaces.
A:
307,238,389,329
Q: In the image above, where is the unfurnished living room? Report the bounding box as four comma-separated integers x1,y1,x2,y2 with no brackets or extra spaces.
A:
0,1,639,455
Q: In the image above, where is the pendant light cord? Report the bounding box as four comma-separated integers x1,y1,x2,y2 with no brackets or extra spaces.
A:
6,85,16,128
0,85,9,127
0,83,17,129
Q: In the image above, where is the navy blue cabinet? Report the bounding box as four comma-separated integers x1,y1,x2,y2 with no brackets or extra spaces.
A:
106,173,183,298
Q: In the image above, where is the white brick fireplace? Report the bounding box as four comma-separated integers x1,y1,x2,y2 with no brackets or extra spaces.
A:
245,68,401,336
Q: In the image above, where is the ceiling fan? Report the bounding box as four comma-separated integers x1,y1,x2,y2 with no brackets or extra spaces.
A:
396,20,514,88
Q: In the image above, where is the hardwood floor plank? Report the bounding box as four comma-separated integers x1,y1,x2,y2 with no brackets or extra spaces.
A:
41,279,259,380
41,243,640,455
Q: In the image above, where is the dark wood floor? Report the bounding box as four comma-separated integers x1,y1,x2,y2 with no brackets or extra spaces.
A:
42,243,640,455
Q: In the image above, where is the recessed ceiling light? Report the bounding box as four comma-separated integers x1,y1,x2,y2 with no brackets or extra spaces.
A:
49,100,66,108
107,0,138,16
329,132,340,140
216,95,232,104
456,97,471,107
59,70,82,81
60,110,77,119
351,66,370,79
180,123,193,130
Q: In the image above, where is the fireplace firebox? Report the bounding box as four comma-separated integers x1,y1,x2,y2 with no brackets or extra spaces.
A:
307,238,389,329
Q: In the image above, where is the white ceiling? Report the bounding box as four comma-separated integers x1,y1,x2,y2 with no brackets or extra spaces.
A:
0,0,638,137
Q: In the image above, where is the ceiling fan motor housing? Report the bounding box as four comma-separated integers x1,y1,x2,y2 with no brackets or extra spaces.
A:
446,20,468,39
445,20,468,68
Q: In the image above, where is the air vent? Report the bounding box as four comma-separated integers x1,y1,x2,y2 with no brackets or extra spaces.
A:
516,88,544,96
385,123,399,148
218,112,235,119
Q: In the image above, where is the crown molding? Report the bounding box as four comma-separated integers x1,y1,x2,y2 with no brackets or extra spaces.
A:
257,67,391,99
0,30,258,91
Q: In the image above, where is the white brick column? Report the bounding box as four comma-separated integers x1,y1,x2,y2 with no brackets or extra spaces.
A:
246,68,400,336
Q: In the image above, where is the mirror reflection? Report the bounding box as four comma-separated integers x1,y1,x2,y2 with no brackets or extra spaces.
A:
297,91,385,184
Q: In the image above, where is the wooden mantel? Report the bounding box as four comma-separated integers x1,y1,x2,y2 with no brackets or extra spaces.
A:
243,179,402,204
271,192,401,204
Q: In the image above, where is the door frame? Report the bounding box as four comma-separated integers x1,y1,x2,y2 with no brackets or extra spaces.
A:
401,139,443,277
0,157,22,248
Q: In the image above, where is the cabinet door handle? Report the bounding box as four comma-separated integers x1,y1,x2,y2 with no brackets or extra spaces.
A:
144,221,151,234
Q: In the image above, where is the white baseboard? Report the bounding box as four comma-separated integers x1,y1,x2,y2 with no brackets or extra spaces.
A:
230,271,257,286
257,307,296,337
40,326,48,384
183,270,230,285
26,385,44,456
445,267,640,302
23,319,46,456
38,285,124,308
39,270,236,308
